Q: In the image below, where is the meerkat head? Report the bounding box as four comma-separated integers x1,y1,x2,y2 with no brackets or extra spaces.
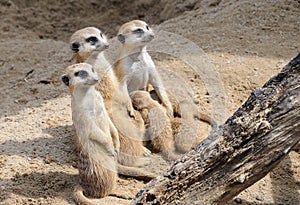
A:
117,20,155,47
130,91,158,110
62,63,99,94
69,27,109,62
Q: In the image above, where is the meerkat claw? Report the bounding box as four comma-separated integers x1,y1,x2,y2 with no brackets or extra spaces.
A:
143,147,152,156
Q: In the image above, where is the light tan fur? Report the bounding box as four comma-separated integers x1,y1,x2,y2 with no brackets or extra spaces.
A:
73,186,131,205
149,90,217,153
62,63,118,204
149,90,215,125
130,91,179,161
69,27,151,167
62,63,155,205
114,20,173,117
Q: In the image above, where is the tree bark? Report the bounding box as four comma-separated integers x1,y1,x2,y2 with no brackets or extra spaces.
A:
132,53,300,205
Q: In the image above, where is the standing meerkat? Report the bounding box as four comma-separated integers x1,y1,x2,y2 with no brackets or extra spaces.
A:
130,91,179,161
114,20,173,117
61,63,156,205
69,27,150,167
62,63,118,204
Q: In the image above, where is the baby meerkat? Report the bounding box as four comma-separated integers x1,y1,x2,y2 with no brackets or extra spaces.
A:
130,91,179,161
150,89,217,153
114,20,173,117
69,27,150,167
62,63,155,205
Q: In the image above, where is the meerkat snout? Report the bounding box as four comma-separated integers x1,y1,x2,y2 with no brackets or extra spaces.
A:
103,43,109,49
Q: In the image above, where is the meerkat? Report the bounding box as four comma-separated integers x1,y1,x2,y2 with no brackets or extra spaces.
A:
130,91,179,161
114,20,173,117
150,89,216,153
69,27,150,167
69,26,118,115
61,63,156,205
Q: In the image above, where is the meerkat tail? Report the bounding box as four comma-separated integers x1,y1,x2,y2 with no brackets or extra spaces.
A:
73,185,131,205
195,112,218,128
161,150,181,161
73,185,101,205
109,188,133,200
117,164,157,182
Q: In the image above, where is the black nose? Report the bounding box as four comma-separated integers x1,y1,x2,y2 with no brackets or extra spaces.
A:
104,43,109,49
149,34,155,39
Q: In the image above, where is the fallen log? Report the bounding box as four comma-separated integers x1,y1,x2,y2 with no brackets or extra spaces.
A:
132,53,300,205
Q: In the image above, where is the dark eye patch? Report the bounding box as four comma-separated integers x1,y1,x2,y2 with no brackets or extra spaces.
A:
146,25,149,30
100,32,103,38
85,36,98,44
74,70,88,78
133,28,144,34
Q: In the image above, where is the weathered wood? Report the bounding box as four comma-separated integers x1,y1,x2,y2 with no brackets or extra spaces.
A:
132,54,300,205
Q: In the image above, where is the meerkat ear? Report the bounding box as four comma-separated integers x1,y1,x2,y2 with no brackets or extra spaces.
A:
70,42,80,53
117,34,125,44
61,75,70,86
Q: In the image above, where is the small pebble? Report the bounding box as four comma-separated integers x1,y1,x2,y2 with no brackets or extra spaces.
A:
44,156,52,164
234,197,242,204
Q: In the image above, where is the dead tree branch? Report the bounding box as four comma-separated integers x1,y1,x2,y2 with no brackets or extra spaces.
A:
132,53,300,205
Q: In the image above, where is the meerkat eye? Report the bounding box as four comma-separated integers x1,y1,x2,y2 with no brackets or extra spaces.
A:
146,25,150,30
100,32,103,38
85,36,98,44
74,70,88,78
91,67,95,72
133,28,144,34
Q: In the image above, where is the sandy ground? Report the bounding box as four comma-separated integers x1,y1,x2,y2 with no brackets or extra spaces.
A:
0,0,299,204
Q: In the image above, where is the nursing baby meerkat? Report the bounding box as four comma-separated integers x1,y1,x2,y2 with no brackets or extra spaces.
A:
149,89,217,153
114,20,173,117
62,63,155,205
130,91,179,161
69,27,150,167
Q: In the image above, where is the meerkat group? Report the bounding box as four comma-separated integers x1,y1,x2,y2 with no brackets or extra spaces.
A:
69,26,150,168
130,90,179,161
62,20,216,204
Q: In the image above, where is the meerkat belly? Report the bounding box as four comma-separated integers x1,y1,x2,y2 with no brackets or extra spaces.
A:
96,115,113,144
127,62,149,93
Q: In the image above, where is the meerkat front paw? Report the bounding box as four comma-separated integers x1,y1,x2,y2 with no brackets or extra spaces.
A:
127,102,136,119
114,150,119,159
105,144,116,157
165,104,174,118
114,141,120,153
143,147,151,156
